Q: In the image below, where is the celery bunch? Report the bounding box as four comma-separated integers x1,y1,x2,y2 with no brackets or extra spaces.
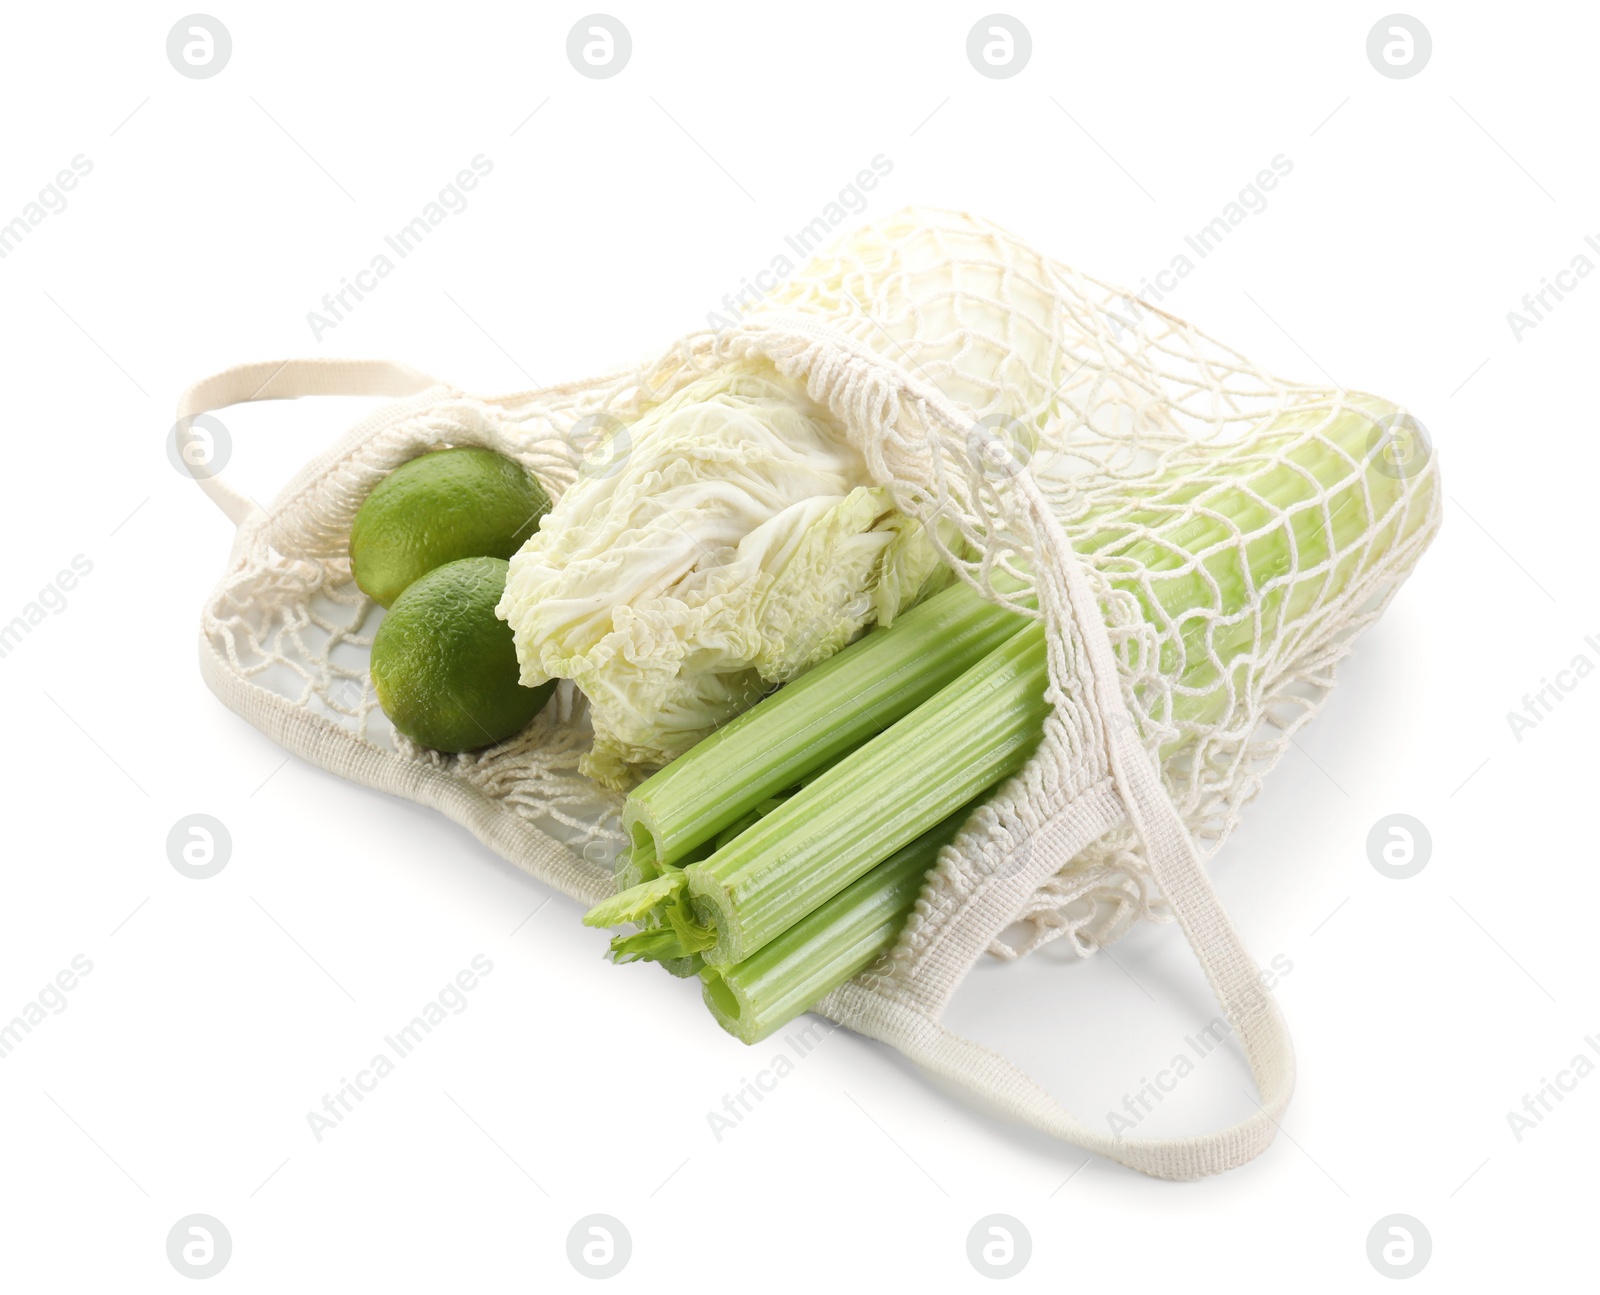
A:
585,400,1436,1042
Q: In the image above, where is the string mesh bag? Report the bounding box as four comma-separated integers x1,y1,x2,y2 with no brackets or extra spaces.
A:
183,207,1439,1179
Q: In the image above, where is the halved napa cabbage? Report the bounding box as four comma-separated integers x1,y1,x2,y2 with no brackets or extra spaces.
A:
498,358,947,789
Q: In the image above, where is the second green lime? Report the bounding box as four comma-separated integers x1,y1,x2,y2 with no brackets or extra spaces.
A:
371,556,556,753
351,447,550,607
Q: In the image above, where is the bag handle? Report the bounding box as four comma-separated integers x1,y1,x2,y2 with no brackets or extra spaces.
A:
743,315,1296,1177
174,358,441,527
883,474,1294,1179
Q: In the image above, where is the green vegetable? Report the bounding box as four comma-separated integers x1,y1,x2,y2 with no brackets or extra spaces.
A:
498,360,952,790
1063,400,1434,742
686,625,1050,964
588,398,1437,1032
699,808,970,1044
621,575,1028,876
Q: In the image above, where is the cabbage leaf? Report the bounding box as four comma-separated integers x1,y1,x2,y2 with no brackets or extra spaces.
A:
499,359,945,788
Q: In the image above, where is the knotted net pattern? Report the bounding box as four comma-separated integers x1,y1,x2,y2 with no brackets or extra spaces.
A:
199,207,1440,962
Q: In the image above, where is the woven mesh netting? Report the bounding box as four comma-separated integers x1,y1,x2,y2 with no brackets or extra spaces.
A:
200,207,1440,958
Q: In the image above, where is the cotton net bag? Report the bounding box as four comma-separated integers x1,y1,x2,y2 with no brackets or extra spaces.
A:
182,207,1440,1179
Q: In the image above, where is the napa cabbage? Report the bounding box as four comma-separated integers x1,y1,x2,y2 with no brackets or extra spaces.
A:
498,359,946,789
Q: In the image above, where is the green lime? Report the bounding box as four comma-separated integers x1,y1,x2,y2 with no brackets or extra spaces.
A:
350,447,550,607
371,557,556,752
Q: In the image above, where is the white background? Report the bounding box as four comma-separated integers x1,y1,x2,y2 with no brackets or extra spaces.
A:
1,1,1594,1289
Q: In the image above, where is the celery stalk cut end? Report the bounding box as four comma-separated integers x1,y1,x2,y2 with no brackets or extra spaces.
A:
683,867,743,966
591,867,721,967
662,953,706,979
621,809,663,879
699,967,775,1045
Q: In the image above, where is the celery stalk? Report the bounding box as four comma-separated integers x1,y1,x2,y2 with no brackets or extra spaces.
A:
1069,403,1434,737
590,400,1436,1013
699,808,970,1043
687,626,1052,964
622,575,1027,874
